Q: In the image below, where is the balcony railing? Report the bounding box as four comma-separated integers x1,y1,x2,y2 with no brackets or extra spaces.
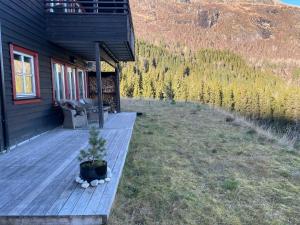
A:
44,0,129,14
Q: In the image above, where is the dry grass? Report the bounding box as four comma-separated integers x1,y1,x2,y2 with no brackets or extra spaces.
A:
213,107,299,150
110,99,300,225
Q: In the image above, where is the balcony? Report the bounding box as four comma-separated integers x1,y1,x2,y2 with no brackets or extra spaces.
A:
45,0,135,63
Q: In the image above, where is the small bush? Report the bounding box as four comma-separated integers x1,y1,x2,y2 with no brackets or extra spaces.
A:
279,170,290,178
225,116,235,123
212,149,218,154
222,179,239,191
246,129,256,135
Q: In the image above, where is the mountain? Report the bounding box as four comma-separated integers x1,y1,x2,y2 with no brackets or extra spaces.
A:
129,0,300,80
119,1,300,141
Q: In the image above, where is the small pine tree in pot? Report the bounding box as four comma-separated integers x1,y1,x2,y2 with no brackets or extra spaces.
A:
78,127,107,182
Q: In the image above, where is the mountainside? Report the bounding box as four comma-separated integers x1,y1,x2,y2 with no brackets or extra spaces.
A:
130,0,300,78
121,0,300,139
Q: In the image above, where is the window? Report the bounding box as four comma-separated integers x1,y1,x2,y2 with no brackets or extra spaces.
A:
51,59,88,103
66,67,77,100
10,44,40,104
78,69,87,99
52,62,66,101
50,0,67,13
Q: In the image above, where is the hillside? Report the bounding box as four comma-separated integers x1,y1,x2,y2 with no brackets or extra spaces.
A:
120,41,300,143
110,99,300,225
130,0,300,79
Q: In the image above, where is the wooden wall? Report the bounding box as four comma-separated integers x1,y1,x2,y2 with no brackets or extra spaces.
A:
0,23,3,151
0,0,88,147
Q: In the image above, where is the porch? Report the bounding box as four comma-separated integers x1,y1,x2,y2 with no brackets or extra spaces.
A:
0,112,136,225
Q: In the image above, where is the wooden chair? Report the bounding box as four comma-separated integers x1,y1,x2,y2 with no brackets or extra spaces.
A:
82,98,111,122
60,101,88,129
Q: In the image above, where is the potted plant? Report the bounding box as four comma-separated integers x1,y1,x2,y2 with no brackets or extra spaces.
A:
78,127,107,182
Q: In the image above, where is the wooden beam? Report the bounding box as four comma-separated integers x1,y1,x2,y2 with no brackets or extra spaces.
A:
115,65,121,113
95,43,104,128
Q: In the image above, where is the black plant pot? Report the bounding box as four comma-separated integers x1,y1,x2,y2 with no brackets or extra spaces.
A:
80,160,107,182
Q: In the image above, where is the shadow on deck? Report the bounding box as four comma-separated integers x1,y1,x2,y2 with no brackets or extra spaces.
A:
0,113,136,225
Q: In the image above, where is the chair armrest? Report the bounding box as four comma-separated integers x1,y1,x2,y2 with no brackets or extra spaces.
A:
63,108,76,117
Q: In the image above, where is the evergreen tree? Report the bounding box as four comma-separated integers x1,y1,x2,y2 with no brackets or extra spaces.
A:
119,40,300,132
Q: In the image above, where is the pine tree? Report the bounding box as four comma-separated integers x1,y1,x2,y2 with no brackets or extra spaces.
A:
120,40,300,132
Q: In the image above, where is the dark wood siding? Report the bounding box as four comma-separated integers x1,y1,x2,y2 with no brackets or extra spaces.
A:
0,57,4,152
0,0,88,147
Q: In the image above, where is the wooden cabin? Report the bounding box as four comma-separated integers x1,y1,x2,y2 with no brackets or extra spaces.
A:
0,0,135,151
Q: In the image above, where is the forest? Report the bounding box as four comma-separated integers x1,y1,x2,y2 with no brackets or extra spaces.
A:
119,41,300,137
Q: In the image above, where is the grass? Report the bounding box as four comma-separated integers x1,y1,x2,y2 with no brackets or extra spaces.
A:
110,99,300,225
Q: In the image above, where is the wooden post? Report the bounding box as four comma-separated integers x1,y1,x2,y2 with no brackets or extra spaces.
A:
95,43,104,128
115,65,121,113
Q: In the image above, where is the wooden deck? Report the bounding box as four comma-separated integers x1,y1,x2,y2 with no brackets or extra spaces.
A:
0,113,136,225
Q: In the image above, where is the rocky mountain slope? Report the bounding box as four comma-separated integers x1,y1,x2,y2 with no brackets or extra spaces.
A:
130,0,300,79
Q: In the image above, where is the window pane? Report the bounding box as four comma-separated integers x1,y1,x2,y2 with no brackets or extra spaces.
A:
67,73,72,99
56,64,62,73
72,71,76,99
53,64,58,100
13,50,37,98
78,71,84,99
15,75,23,94
23,56,33,75
67,68,76,100
13,54,22,74
53,63,66,101
25,76,33,94
58,71,64,100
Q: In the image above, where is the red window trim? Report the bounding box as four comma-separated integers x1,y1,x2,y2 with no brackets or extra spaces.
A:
51,58,87,103
10,44,41,105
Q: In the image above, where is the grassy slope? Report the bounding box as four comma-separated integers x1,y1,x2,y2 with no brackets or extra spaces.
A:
110,99,300,225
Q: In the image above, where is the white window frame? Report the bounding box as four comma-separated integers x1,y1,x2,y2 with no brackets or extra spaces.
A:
53,63,66,101
77,69,87,99
67,67,77,100
13,51,36,99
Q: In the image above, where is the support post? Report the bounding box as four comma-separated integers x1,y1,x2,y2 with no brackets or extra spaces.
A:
95,43,104,128
115,65,121,113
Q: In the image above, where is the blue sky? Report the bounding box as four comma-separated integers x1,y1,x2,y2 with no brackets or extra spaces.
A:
281,0,300,6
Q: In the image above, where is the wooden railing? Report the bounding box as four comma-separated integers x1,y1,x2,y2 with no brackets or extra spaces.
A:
44,0,129,14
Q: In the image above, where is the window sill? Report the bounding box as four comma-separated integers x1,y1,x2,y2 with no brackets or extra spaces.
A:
14,98,42,105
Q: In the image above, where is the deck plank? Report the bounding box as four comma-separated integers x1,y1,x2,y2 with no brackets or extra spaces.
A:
45,129,115,217
82,129,126,215
0,131,87,214
9,135,89,215
69,130,117,216
57,132,117,216
23,158,78,215
0,130,73,180
0,112,136,223
97,130,133,216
